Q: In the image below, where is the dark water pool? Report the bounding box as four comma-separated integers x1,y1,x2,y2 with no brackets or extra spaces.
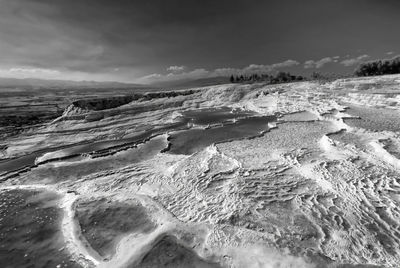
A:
181,107,255,126
0,107,267,174
343,105,400,133
76,198,156,259
129,235,221,268
168,116,275,155
0,189,80,268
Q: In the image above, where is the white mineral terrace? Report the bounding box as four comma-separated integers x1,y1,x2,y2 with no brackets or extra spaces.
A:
2,75,400,267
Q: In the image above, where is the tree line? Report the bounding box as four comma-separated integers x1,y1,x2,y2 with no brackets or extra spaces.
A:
230,71,305,84
355,57,400,77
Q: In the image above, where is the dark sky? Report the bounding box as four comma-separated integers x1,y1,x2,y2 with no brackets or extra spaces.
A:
0,0,399,83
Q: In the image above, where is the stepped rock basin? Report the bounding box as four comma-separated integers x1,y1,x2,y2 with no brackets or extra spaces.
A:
168,115,275,155
3,77,400,268
0,106,273,174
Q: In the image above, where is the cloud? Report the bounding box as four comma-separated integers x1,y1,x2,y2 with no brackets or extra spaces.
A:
9,67,60,75
167,65,185,72
241,60,299,73
138,59,300,84
332,56,341,62
137,68,209,83
271,59,300,69
138,73,163,81
340,54,370,67
0,67,61,80
216,60,299,75
304,55,370,68
0,66,138,82
387,51,394,55
304,57,333,69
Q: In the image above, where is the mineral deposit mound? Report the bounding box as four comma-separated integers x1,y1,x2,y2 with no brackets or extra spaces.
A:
2,75,400,268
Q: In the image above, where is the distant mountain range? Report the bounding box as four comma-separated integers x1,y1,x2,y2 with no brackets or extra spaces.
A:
151,76,231,89
0,77,148,90
0,76,232,91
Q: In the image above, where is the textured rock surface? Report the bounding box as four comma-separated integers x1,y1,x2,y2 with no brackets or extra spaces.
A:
2,75,400,267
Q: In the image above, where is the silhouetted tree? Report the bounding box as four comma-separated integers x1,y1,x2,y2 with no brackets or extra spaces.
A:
230,72,304,84
355,57,400,77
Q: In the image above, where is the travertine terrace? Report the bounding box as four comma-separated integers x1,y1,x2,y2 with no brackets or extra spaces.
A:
2,75,400,267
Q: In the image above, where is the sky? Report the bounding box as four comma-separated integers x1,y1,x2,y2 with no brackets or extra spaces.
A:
0,0,399,84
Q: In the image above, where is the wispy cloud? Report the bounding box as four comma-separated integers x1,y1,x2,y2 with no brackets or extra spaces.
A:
167,65,185,72
138,60,300,84
0,67,61,80
138,68,209,84
217,60,299,75
0,66,133,82
304,57,333,69
270,59,300,69
9,67,60,75
332,56,341,62
340,54,370,67
387,51,394,55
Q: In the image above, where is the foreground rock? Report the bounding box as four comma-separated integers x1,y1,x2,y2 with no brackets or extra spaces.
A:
2,75,400,267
